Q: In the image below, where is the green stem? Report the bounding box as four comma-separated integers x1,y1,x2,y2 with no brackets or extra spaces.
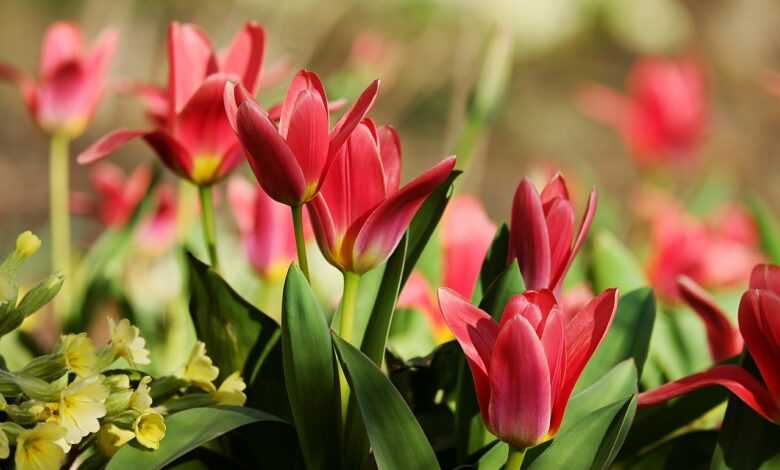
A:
291,205,310,281
197,185,219,271
338,272,361,344
49,134,71,315
505,447,527,470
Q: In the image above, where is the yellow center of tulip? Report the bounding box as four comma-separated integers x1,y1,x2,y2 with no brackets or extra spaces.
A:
191,154,222,185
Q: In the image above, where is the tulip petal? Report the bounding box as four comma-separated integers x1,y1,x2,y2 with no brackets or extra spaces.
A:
739,289,780,403
284,87,330,190
511,179,552,290
168,22,217,114
398,273,445,333
545,199,575,286
552,288,619,431
540,173,570,207
77,129,148,164
377,125,401,194
223,81,253,133
142,130,194,179
351,156,455,273
678,276,743,362
122,82,168,127
499,290,558,334
227,177,257,234
0,62,38,116
551,189,597,292
247,184,297,278
176,74,237,160
488,315,552,448
279,70,327,137
40,21,84,79
542,309,567,433
219,22,265,93
438,288,498,421
329,80,380,157
749,264,780,295
236,99,306,205
307,194,340,267
575,83,632,130
638,365,779,423
81,28,118,119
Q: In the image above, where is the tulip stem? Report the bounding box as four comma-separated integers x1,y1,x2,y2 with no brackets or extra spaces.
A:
338,272,361,344
198,186,220,271
291,205,310,281
506,447,527,470
49,133,71,315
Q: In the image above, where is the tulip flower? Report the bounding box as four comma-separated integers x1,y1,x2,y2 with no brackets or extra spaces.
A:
438,287,619,451
510,174,597,295
639,264,780,424
398,195,496,342
71,163,151,228
577,57,706,166
0,21,118,138
227,176,298,282
135,185,178,255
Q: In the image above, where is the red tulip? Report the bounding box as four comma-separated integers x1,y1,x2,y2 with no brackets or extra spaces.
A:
224,69,379,206
438,287,619,448
227,177,300,281
71,162,151,228
77,22,266,185
135,185,178,255
677,276,743,362
307,120,455,273
398,195,496,341
0,21,118,138
577,57,706,166
510,174,597,295
639,264,780,424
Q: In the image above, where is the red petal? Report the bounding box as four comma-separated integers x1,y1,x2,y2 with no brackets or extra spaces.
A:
176,74,237,160
542,309,567,434
511,179,551,290
678,276,743,362
40,22,84,79
278,70,327,137
284,87,330,191
247,183,297,278
551,189,597,293
218,22,265,93
638,365,779,423
77,129,148,164
80,28,118,121
377,125,402,193
540,173,570,206
142,130,194,179
438,288,498,422
307,194,340,267
499,290,558,335
122,82,169,127
749,264,780,295
545,199,575,288
0,62,38,117
223,80,253,133
329,79,380,157
398,274,446,334
167,22,217,114
488,315,552,448
227,177,257,233
351,156,455,273
236,99,306,205
739,289,780,403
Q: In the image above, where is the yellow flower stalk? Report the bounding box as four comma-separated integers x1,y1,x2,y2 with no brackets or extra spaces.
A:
134,411,166,450
97,424,135,457
129,376,153,412
181,341,219,392
108,318,151,367
213,372,247,406
57,376,109,444
14,423,66,470
59,333,97,378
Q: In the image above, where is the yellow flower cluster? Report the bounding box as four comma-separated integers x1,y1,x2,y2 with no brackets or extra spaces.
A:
180,341,247,406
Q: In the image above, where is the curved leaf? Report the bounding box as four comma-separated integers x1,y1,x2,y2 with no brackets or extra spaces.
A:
590,230,645,293
748,194,780,264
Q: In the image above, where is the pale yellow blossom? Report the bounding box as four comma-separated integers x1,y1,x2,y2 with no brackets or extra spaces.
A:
108,318,150,367
97,424,135,457
57,376,109,444
181,341,219,392
134,411,166,450
213,372,247,406
60,333,97,377
15,423,66,470
129,376,153,412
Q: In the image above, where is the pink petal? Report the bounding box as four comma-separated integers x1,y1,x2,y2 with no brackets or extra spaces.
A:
638,365,779,423
40,22,84,79
236,99,306,205
167,22,217,115
511,179,552,290
351,156,455,273
488,315,552,448
398,273,447,335
551,189,598,293
739,289,780,403
218,22,265,93
0,62,38,118
283,87,330,192
307,194,340,267
122,82,169,127
575,83,631,130
540,173,570,207
678,276,743,362
247,183,298,278
749,264,780,296
377,125,401,193
77,129,148,164
279,70,327,137
545,199,575,288
329,79,380,157
499,290,558,334
227,177,257,234
541,309,567,434
223,80,253,133
175,74,238,161
142,130,194,179
438,288,498,421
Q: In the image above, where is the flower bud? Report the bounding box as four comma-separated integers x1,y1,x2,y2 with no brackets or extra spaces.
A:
15,231,41,259
134,411,166,450
97,424,135,457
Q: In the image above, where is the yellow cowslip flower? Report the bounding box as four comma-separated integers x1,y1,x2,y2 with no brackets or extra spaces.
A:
97,423,135,457
129,376,153,412
15,231,41,259
213,372,247,406
108,318,150,367
14,423,66,470
181,341,219,392
57,376,109,444
59,333,97,378
134,411,166,450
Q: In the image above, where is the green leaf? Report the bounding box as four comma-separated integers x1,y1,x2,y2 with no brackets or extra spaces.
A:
563,360,638,431
475,224,511,302
186,252,276,380
476,441,508,469
590,230,646,293
333,334,440,470
14,272,64,318
107,406,285,470
577,288,656,390
623,431,717,470
748,194,780,264
710,354,780,470
281,265,341,470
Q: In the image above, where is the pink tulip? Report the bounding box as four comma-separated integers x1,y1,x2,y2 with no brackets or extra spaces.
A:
224,69,379,206
71,162,151,228
510,174,597,295
306,119,455,273
438,287,619,448
577,57,706,166
0,21,118,138
77,22,266,185
639,264,780,424
136,185,178,255
227,177,299,281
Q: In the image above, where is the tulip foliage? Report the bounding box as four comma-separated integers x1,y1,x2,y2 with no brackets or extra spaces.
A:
3,16,780,470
